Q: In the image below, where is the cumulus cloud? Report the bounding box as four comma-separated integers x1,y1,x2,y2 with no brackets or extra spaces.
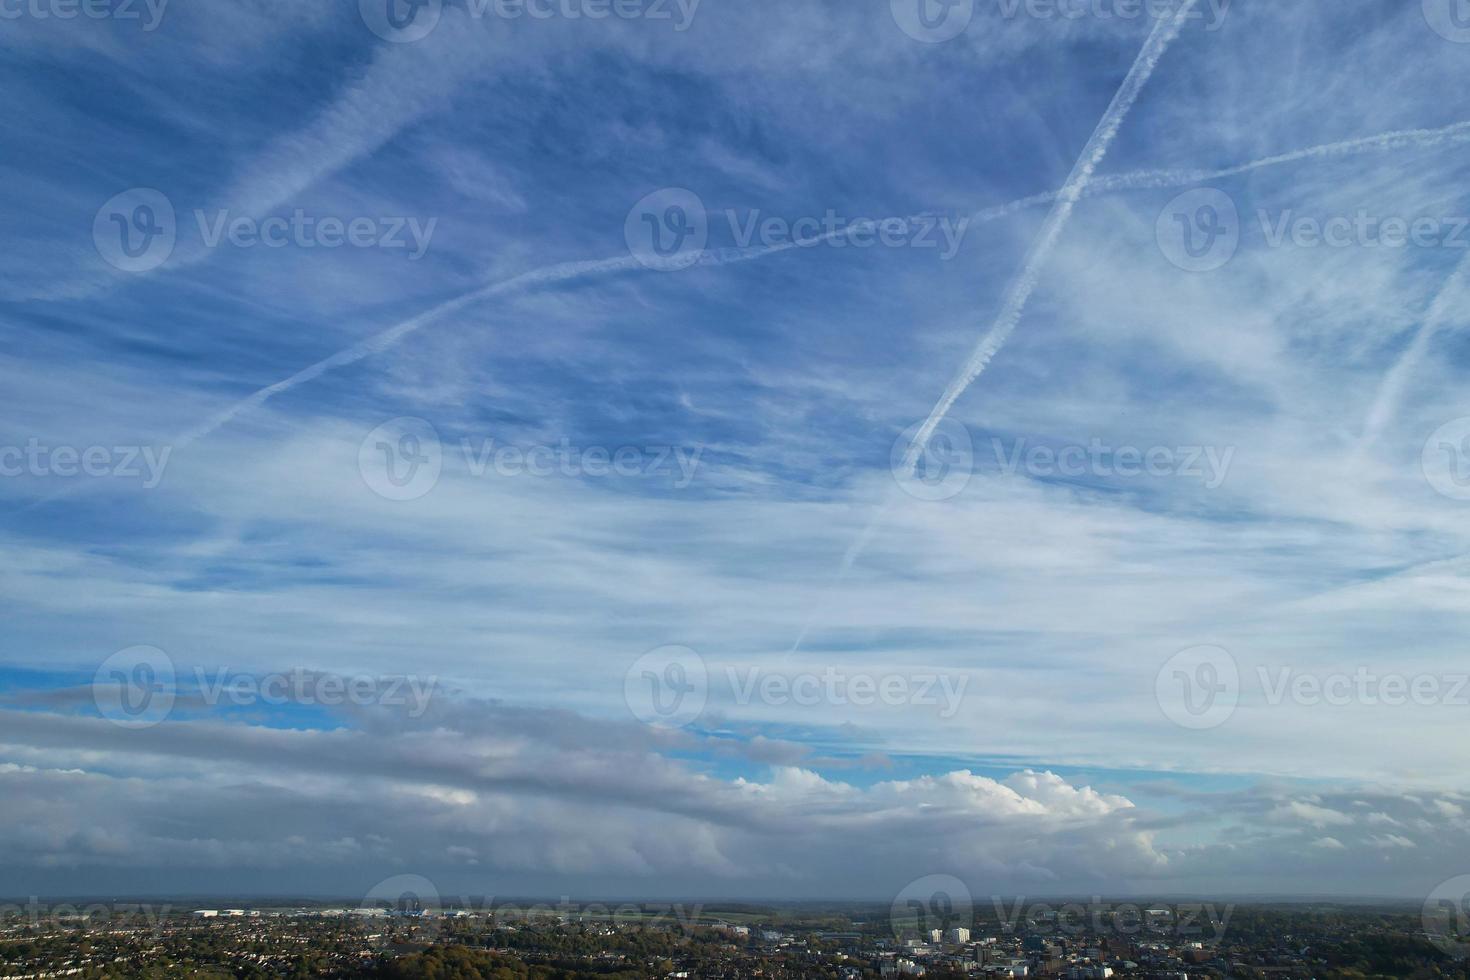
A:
0,697,1167,896
4,689,1470,899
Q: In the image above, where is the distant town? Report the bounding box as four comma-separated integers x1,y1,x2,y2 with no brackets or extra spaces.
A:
0,895,1464,978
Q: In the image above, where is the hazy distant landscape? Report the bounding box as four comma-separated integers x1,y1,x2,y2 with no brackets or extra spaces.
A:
4,896,1469,977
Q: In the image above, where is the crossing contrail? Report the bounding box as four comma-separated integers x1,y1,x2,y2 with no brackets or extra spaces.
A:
24,108,1470,516
960,118,1470,227
900,0,1201,477
789,1,1201,657
175,116,1470,453
807,121,1470,654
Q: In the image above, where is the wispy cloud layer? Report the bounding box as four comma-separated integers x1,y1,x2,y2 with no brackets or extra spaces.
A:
3,0,1470,899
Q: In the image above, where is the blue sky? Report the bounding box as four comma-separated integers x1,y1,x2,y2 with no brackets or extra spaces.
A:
4,0,1470,901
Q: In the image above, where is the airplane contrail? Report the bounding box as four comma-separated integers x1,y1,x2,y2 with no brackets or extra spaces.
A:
173,227,898,448
1357,250,1470,453
900,0,1201,477
784,496,897,657
176,255,642,446
1081,119,1470,199
16,255,640,513
166,116,1470,453
789,2,1201,657
13,228,907,513
22,109,1470,516
793,121,1470,653
952,118,1470,230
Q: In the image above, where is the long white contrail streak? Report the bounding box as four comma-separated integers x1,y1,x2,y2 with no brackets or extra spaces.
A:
901,0,1200,476
173,230,877,448
175,255,642,446
784,496,896,657
1357,250,1470,453
177,116,1470,453
14,230,885,512
785,3,1202,658
30,111,1470,505
956,119,1470,230
1083,119,1470,199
